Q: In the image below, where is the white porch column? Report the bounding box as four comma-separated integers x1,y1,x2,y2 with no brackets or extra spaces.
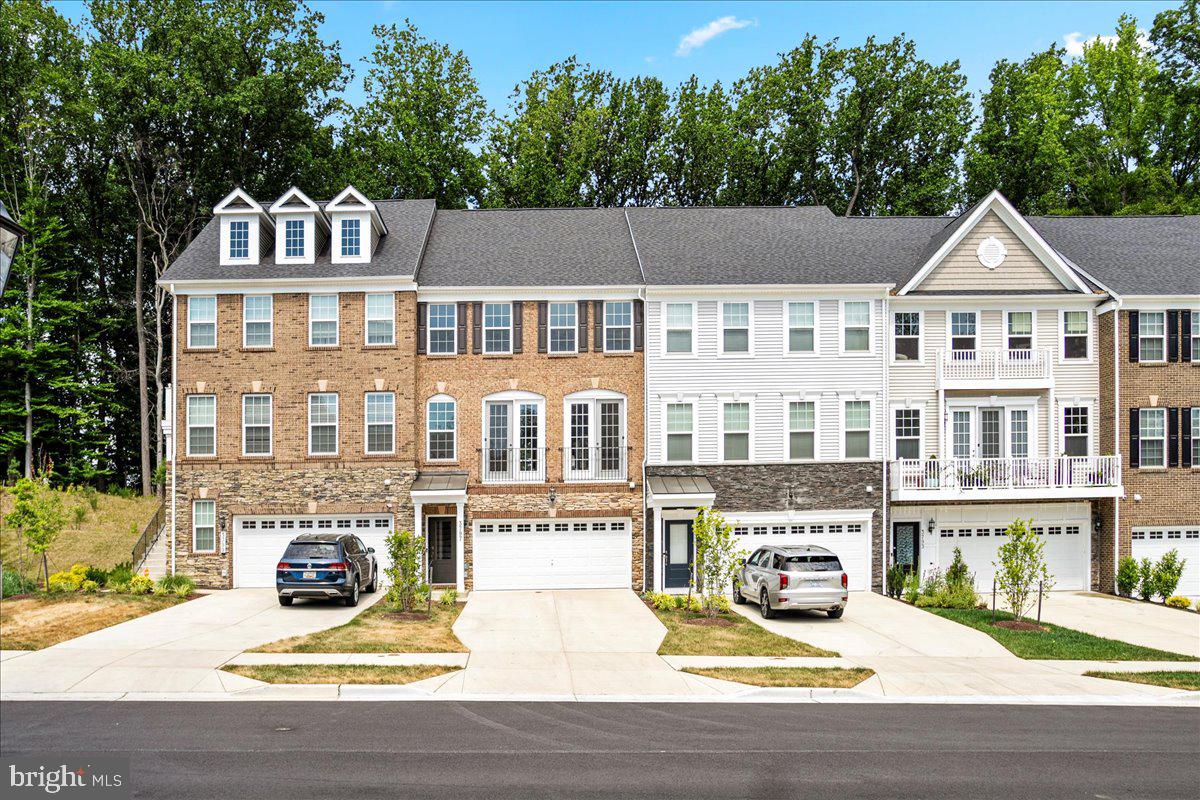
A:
651,505,661,592
455,501,465,593
413,500,424,579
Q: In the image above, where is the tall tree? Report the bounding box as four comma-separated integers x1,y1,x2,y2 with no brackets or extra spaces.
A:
1149,0,1200,208
588,75,670,206
655,76,732,206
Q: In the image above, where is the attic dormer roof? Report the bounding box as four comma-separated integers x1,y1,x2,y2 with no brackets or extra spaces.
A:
269,186,329,232
212,187,273,231
325,185,388,235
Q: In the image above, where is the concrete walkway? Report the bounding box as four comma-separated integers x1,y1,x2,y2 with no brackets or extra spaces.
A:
0,588,383,694
1037,592,1200,658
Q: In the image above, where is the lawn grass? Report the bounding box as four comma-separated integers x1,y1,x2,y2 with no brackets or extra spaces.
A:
927,607,1198,661
222,663,459,685
683,666,874,688
650,605,837,657
252,601,467,653
1082,670,1200,691
0,592,183,650
1,487,161,578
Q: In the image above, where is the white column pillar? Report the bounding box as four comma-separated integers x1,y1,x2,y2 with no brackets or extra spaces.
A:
413,501,424,580
455,501,465,593
651,505,661,592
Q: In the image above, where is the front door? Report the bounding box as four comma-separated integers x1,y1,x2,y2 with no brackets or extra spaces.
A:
427,517,456,585
892,521,921,575
664,520,694,589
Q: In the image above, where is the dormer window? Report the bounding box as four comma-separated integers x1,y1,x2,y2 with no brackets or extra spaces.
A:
341,218,361,257
325,186,387,265
270,187,327,265
229,221,249,259
213,188,271,267
284,219,305,258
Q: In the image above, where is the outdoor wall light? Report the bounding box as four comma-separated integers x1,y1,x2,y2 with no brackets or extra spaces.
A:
927,518,936,533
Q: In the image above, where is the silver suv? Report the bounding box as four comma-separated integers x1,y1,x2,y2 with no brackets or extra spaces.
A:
734,545,848,619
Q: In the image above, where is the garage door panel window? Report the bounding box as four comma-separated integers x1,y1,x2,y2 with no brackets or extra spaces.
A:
1140,408,1166,467
365,392,395,454
187,395,216,456
427,397,456,461
844,400,871,459
308,393,339,455
789,401,815,460
242,394,272,456
666,402,694,462
193,500,216,553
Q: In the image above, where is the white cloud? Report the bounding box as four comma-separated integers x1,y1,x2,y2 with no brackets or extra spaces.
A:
675,16,755,57
1062,29,1150,57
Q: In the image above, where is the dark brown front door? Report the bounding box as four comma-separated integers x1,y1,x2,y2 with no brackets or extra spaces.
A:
428,517,456,585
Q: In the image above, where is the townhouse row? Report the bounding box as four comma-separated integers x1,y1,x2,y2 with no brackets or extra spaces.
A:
158,187,1200,597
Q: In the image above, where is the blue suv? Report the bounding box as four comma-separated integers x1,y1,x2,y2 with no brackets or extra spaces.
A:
276,533,378,607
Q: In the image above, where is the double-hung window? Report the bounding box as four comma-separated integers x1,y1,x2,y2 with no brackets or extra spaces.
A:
187,395,216,456
950,312,977,358
842,301,871,353
665,403,694,462
192,500,216,552
721,302,750,354
844,400,871,459
1191,314,1199,362
788,401,815,460
284,219,305,258
1139,408,1166,467
1007,311,1033,355
1192,408,1199,465
428,303,456,354
340,218,361,257
229,220,249,259
427,398,456,461
242,394,272,456
308,393,339,455
243,295,272,348
664,303,693,354
309,295,339,346
1062,406,1089,457
894,408,921,459
483,302,512,354
365,392,394,454
604,301,633,352
1062,310,1089,360
549,302,577,353
721,401,750,461
1138,312,1166,362
787,302,816,353
365,293,394,345
188,296,216,348
893,312,920,361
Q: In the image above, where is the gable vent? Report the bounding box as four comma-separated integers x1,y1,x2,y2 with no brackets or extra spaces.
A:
976,236,1007,269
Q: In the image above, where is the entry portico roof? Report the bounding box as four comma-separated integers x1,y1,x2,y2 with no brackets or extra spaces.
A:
647,474,716,508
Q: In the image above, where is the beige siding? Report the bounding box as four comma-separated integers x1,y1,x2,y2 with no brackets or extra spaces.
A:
920,212,1067,292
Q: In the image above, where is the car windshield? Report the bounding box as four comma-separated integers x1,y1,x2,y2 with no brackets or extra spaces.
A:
785,555,842,572
283,543,339,559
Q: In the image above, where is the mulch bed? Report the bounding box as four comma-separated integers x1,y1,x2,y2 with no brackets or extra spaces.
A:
992,619,1050,633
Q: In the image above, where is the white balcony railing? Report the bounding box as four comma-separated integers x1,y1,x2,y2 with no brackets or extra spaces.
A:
937,348,1053,385
890,455,1121,495
480,446,546,484
562,444,628,483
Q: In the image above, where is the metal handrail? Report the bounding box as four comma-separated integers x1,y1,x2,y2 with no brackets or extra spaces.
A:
131,501,166,569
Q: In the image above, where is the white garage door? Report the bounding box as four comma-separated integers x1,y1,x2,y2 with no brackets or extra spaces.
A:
1132,526,1200,599
233,514,394,588
730,519,872,591
472,518,631,591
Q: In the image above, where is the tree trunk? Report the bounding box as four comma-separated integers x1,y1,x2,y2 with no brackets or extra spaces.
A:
153,283,165,481
24,263,34,480
41,551,49,590
844,161,862,218
136,224,152,495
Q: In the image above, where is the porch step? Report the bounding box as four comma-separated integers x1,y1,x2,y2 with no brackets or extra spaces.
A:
138,529,169,581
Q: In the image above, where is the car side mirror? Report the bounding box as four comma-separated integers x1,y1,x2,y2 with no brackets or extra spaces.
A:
741,557,748,565
367,547,375,554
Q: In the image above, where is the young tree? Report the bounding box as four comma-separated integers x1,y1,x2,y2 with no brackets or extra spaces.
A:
691,507,744,617
5,476,65,588
993,518,1054,621
383,528,423,613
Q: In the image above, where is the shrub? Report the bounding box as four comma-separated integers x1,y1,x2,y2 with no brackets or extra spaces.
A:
72,506,87,526
993,518,1054,620
413,583,431,608
1164,595,1192,610
902,570,921,604
438,587,458,606
81,580,99,594
885,564,906,599
47,563,90,592
83,486,99,511
647,592,676,612
155,573,195,597
2,569,37,597
1116,556,1139,597
945,548,971,589
706,594,731,614
684,595,704,614
1137,557,1156,601
1153,550,1187,601
382,529,423,612
914,594,940,608
692,507,744,617
85,565,109,585
128,575,154,595
106,562,134,588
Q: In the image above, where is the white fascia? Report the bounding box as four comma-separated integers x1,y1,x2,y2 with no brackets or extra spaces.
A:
646,284,893,300
417,286,641,302
160,277,417,295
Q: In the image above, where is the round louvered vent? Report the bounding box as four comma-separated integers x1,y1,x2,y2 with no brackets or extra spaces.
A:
977,236,1007,269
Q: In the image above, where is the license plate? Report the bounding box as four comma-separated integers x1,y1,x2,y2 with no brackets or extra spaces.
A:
302,571,316,580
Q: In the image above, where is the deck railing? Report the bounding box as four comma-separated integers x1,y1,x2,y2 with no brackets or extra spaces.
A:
479,446,547,484
938,347,1053,384
889,455,1121,493
562,444,629,482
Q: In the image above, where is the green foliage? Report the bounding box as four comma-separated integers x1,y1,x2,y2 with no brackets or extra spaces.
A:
47,562,90,592
1116,556,1140,597
1137,557,1157,601
1152,549,1187,600
383,529,423,612
902,570,921,604
106,561,133,588
6,478,66,586
993,519,1054,620
84,565,108,584
2,569,37,597
910,555,979,610
127,574,153,595
945,548,971,589
691,507,744,617
1164,596,1192,610
644,591,677,612
72,505,87,526
155,573,195,598
438,587,458,606
151,462,167,490
81,579,99,594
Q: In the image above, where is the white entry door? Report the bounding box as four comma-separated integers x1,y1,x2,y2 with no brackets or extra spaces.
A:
233,514,394,588
472,518,631,591
1132,526,1200,599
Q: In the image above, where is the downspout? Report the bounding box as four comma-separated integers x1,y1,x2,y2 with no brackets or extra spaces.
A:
1112,296,1122,592
639,284,651,594
170,289,178,576
880,291,890,595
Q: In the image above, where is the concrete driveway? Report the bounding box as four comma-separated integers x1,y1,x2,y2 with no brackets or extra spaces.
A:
0,588,382,695
1037,592,1200,658
441,589,725,698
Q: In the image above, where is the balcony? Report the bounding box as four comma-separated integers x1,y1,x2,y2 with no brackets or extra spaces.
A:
562,444,629,483
480,446,546,485
937,348,1053,389
889,455,1122,501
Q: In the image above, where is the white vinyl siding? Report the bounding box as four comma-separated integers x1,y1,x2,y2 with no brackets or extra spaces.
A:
188,296,216,348
365,293,395,346
309,294,339,346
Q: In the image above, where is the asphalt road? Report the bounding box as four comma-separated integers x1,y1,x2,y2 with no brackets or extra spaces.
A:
2,701,1198,799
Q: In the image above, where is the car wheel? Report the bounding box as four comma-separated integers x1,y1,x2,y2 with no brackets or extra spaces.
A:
827,608,844,619
344,579,360,608
732,580,746,604
759,588,776,620
278,595,293,607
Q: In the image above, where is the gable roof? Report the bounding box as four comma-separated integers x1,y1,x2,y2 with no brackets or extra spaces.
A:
326,185,387,235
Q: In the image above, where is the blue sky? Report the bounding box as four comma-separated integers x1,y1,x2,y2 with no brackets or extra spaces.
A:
56,1,1176,110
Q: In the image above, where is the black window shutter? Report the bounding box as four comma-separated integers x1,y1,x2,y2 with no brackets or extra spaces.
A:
633,299,644,351
593,301,605,351
416,302,427,355
577,301,588,353
1167,310,1179,362
537,302,548,353
1182,406,1194,468
472,302,482,354
512,302,523,354
456,302,468,354
1128,310,1139,362
1129,408,1140,468
1168,407,1180,468
1183,310,1193,362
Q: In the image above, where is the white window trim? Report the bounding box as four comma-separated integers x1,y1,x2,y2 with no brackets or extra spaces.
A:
718,396,754,462
481,391,547,463
785,396,819,462
1058,399,1095,458
661,301,696,358
890,309,923,365
603,300,634,353
1004,309,1037,355
364,391,396,455
944,396,1041,459
187,296,217,349
308,393,339,456
840,397,874,460
228,219,251,261
425,394,458,462
548,301,579,355
242,295,273,349
839,299,875,356
563,389,628,467
661,399,697,463
241,393,272,457
192,500,217,554
783,300,819,357
890,402,925,461
186,394,217,457
282,217,307,260
427,302,457,355
1138,407,1167,468
1136,310,1166,363
364,293,395,347
946,309,982,356
718,300,754,357
1060,308,1093,363
308,294,339,347
482,302,514,355
340,217,362,258
1190,310,1200,363
1191,407,1199,467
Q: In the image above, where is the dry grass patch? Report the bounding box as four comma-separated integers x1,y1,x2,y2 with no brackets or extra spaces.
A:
1083,670,1200,691
0,593,182,650
684,666,874,688
650,605,837,657
222,663,459,685
252,601,467,654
